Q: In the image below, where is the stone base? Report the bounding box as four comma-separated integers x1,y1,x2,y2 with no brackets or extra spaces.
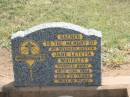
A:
1,76,130,97
0,83,128,97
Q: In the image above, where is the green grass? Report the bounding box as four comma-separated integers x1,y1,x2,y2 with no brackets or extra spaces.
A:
0,0,130,67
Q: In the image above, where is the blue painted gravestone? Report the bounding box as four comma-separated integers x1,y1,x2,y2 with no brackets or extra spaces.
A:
11,22,102,86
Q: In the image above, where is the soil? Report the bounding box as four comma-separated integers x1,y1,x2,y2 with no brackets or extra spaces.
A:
0,48,130,86
0,48,13,86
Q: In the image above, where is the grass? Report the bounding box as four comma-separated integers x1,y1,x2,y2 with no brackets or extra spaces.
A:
0,0,130,67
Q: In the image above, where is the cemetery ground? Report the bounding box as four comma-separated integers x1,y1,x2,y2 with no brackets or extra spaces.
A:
0,0,130,86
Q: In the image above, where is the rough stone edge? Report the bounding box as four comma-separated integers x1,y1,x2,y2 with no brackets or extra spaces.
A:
1,82,129,97
11,22,102,39
2,82,128,92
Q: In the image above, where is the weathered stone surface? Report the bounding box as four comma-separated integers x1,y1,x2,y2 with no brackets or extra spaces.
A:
2,84,128,97
1,76,130,97
11,22,102,86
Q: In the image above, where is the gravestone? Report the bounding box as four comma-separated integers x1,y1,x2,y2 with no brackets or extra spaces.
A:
11,22,102,86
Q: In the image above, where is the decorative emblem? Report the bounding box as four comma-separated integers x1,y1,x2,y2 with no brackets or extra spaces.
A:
20,40,40,65
15,40,45,80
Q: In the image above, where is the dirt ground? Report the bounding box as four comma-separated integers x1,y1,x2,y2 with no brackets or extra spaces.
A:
0,48,13,86
0,48,130,86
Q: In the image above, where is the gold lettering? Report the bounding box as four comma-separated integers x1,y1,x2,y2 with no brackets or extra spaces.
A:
54,68,93,73
57,34,83,40
49,47,97,51
51,52,95,57
45,34,98,85
54,74,93,78
54,79,94,83
55,64,93,68
58,58,89,63
43,40,97,46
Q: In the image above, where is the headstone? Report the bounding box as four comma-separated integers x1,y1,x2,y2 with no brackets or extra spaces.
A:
11,22,102,86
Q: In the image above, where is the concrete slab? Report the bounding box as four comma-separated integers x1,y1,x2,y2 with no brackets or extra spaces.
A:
1,85,128,97
102,76,130,85
0,76,130,97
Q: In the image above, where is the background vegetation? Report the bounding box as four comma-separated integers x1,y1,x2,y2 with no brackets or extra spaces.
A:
0,0,130,68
